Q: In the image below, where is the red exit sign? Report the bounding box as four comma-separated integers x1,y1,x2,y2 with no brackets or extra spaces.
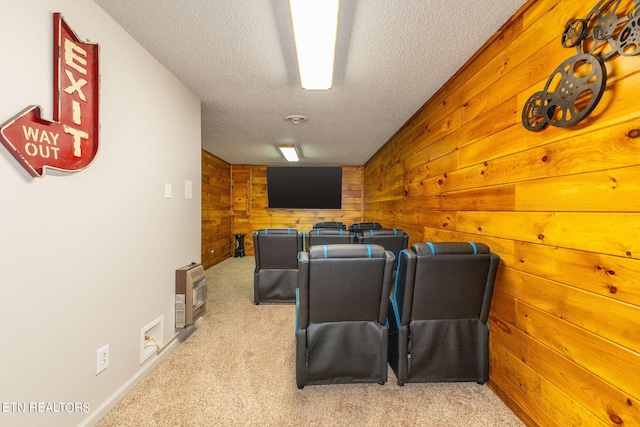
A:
1,13,99,178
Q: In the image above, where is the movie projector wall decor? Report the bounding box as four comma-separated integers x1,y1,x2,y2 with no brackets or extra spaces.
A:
522,0,640,132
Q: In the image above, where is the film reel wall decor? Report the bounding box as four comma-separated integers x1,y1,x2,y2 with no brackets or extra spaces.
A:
522,0,640,132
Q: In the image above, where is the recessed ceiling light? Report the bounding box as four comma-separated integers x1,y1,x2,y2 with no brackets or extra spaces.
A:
289,0,340,90
278,144,300,162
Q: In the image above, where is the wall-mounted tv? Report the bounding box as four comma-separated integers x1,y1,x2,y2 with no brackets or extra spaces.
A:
266,167,342,209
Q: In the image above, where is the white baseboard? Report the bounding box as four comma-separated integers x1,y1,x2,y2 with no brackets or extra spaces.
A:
78,318,202,426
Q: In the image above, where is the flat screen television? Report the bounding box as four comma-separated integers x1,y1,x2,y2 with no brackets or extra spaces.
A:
266,167,342,209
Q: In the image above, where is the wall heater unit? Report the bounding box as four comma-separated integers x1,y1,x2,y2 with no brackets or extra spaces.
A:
175,263,206,328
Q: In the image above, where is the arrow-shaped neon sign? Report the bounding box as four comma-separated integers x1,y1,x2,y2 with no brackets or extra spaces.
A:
1,13,99,178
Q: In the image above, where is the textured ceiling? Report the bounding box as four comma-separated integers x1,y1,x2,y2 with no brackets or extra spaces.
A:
93,0,527,166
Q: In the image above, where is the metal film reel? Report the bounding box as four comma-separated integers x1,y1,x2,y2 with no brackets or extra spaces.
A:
543,54,607,128
617,11,640,55
577,0,626,61
562,19,589,48
522,91,550,132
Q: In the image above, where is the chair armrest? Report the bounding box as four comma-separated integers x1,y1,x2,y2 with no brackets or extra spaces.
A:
480,252,500,323
297,251,310,330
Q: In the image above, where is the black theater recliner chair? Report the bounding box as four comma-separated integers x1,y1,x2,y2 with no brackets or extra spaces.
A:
388,242,500,385
296,244,394,389
312,221,346,229
356,228,409,265
348,222,384,233
304,228,355,250
253,228,303,304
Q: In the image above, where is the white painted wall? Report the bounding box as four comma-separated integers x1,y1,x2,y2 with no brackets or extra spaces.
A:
0,1,201,426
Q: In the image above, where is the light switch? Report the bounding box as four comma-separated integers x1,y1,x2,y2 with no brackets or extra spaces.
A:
165,183,172,199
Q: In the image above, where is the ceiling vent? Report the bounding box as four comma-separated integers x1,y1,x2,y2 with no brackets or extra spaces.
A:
285,115,308,125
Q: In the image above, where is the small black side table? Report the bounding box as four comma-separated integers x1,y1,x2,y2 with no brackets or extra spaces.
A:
234,233,245,257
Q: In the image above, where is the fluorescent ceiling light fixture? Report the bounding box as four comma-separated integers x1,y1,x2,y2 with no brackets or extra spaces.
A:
289,0,340,90
278,144,300,162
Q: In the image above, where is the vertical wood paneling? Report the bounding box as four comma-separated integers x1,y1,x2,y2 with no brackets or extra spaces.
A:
230,165,364,256
201,150,232,269
363,0,640,424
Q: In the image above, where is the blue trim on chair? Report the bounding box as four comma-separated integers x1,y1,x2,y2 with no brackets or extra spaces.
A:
394,252,402,286
393,228,398,235
469,242,478,254
265,228,269,234
426,242,435,254
369,229,374,236
366,244,372,258
390,295,401,330
391,249,412,328
340,229,344,235
323,245,328,258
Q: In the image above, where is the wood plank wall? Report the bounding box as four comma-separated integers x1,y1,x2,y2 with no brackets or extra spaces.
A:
230,165,364,256
201,149,232,269
363,0,640,425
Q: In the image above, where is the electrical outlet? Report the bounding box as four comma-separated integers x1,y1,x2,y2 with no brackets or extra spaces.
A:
96,344,109,375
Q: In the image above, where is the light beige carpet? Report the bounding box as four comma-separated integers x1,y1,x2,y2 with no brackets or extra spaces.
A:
97,256,524,427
